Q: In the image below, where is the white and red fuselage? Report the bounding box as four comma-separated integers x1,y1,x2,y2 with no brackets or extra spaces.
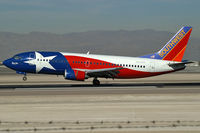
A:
3,26,192,85
62,52,181,78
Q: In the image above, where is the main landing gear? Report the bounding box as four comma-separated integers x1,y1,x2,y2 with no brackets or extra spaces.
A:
93,78,100,86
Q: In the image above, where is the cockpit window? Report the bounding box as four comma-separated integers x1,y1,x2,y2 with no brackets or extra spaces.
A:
13,56,22,60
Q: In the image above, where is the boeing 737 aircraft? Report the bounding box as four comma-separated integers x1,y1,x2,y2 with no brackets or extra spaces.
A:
3,26,192,85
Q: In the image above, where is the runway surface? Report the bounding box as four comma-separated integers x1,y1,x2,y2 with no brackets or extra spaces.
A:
0,73,200,95
0,73,200,133
0,85,200,96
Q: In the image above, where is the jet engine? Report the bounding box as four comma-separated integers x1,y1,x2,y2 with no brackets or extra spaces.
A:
64,69,85,81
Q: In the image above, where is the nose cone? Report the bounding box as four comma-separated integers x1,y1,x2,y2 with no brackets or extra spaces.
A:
3,58,12,68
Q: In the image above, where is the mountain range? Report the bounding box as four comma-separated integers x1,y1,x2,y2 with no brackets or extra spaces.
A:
0,29,199,61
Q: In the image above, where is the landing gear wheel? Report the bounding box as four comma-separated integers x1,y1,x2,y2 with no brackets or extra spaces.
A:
93,79,100,86
23,76,27,81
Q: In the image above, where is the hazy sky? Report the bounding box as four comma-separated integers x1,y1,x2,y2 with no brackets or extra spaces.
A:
0,0,199,37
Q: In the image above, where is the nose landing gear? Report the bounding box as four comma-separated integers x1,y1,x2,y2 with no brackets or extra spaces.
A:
22,73,27,81
16,71,27,81
23,76,27,81
93,78,100,86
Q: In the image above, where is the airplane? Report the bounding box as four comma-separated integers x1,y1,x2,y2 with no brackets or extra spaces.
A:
2,26,192,85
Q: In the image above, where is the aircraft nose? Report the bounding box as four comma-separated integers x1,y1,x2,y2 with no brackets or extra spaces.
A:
3,58,12,68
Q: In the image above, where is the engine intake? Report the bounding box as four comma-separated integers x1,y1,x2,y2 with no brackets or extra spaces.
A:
64,69,85,81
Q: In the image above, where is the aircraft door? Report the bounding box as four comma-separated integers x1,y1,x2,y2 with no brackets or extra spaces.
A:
27,52,36,66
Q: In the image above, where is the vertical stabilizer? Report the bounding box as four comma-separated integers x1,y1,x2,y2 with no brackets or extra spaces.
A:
141,26,192,62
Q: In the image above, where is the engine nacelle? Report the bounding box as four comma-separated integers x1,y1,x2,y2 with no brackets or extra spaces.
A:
64,69,85,81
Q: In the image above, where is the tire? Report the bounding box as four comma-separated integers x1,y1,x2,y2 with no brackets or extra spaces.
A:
93,79,100,86
23,76,27,81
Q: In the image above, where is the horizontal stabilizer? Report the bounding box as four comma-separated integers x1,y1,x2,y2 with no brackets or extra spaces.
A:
168,61,194,67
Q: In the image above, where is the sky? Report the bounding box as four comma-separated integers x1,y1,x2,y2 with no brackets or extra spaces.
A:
0,0,199,38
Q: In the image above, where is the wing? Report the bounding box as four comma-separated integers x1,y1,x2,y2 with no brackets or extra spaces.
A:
76,67,123,78
87,67,123,78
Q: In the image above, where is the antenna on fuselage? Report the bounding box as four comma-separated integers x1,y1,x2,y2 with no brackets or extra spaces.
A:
87,51,90,55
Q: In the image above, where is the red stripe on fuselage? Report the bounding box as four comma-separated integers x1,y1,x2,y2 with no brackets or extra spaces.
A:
117,68,176,79
64,55,119,70
64,55,174,79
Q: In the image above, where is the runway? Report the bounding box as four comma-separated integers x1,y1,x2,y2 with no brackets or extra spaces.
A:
0,85,200,96
0,73,200,133
0,73,200,95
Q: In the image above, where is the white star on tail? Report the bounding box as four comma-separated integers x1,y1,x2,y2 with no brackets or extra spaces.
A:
24,52,56,73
